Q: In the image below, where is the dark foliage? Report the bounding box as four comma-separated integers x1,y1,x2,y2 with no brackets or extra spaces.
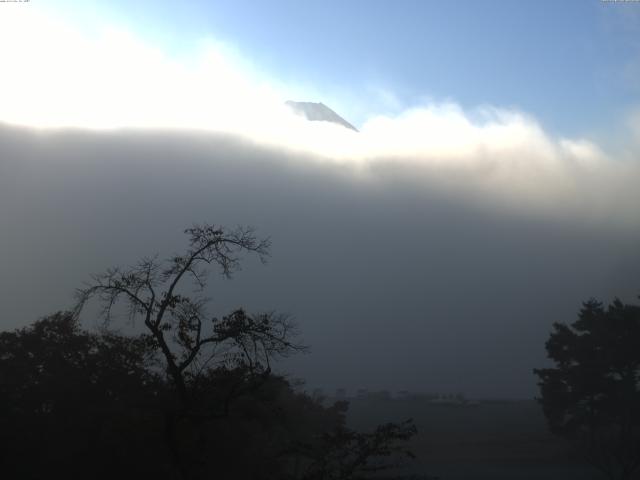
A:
298,418,417,480
0,312,169,479
72,224,308,478
2,224,417,479
0,312,417,479
534,298,640,480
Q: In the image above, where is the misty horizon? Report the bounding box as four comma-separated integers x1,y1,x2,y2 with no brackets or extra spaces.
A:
2,120,638,399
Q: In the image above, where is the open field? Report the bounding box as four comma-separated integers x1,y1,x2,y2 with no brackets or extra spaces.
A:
344,397,602,479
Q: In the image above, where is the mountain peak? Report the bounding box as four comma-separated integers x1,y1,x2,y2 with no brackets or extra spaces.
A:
285,101,358,132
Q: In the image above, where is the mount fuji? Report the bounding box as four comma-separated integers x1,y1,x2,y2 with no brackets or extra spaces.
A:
285,101,358,132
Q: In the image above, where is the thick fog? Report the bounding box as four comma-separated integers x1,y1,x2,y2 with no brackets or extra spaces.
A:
2,122,639,399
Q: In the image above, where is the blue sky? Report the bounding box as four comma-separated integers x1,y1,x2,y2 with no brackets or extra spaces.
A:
43,0,640,140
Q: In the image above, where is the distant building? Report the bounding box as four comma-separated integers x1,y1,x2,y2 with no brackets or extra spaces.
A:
369,390,391,400
397,390,410,399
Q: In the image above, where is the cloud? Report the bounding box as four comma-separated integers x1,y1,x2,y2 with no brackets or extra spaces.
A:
0,7,291,132
1,123,639,398
2,7,639,228
2,7,640,398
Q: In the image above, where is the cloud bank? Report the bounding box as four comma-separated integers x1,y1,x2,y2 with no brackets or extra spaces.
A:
2,8,640,398
1,123,639,398
1,6,639,226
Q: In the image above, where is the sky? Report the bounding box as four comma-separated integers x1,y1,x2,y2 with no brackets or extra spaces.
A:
1,1,640,398
14,0,640,139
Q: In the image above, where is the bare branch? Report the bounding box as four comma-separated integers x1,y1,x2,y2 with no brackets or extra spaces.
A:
71,223,297,408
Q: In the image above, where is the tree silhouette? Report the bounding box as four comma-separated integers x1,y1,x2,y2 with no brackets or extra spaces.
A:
73,223,305,479
0,312,169,479
0,311,360,480
534,297,640,480
1,312,419,480
298,418,418,480
2,223,419,480
74,224,301,399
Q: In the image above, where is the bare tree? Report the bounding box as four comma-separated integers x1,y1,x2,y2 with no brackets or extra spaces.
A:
73,223,305,479
75,224,303,401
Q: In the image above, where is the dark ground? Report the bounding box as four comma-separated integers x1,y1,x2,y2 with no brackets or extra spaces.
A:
343,396,601,480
